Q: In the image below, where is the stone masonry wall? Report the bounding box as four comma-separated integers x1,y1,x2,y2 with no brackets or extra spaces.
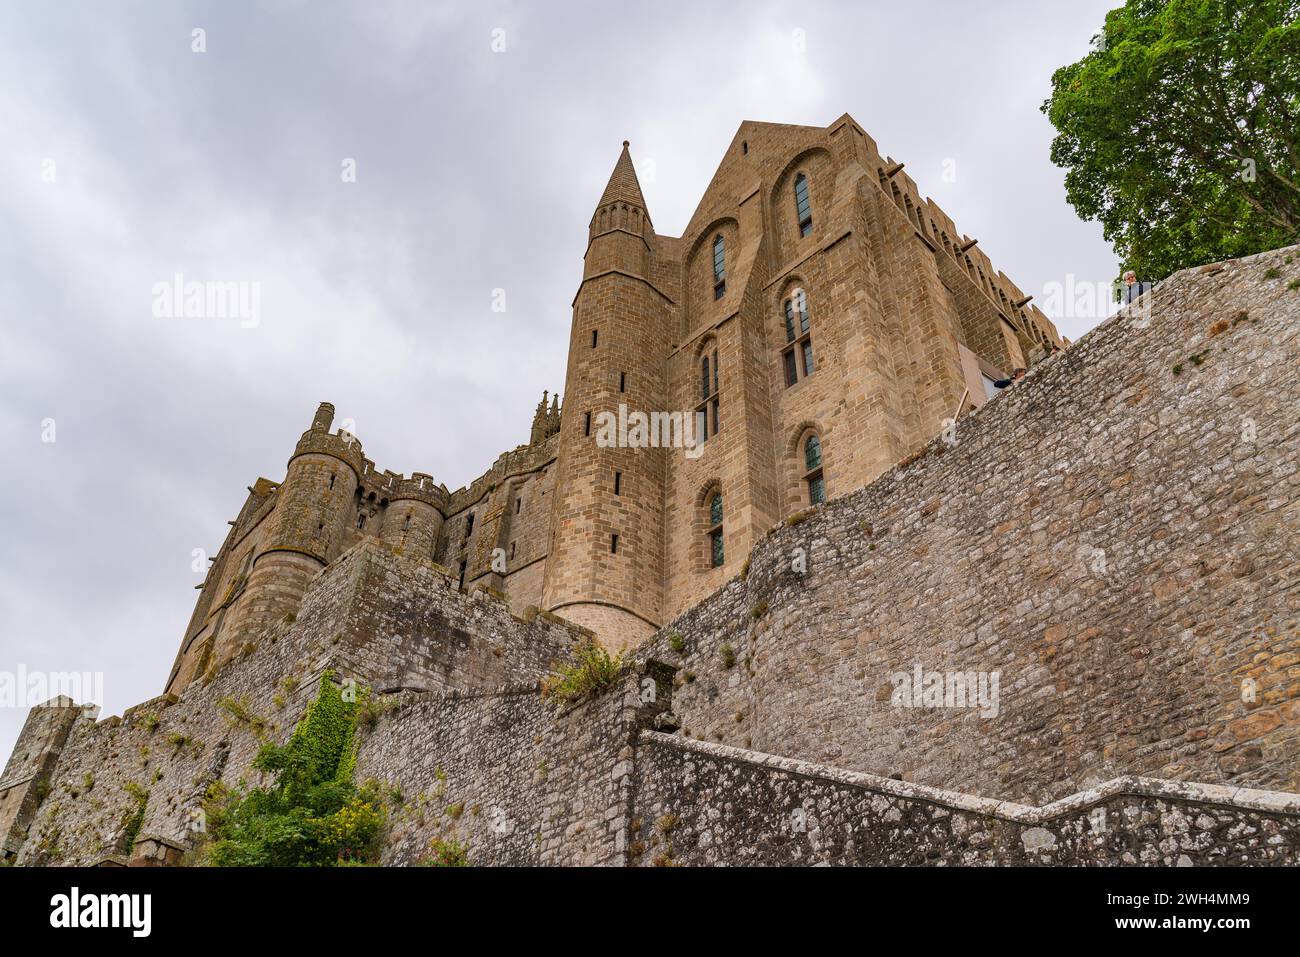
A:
639,245,1300,805
354,662,672,866
10,540,587,866
631,732,1300,866
309,541,582,695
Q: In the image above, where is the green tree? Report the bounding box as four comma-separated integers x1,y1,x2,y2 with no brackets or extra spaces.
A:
1042,0,1300,281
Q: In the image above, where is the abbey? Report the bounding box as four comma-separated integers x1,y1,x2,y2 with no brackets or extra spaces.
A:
163,114,1064,692
3,156,1297,864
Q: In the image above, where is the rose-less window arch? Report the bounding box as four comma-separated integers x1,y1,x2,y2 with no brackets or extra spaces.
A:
804,434,825,504
794,173,813,237
707,490,724,567
782,288,814,387
696,341,720,440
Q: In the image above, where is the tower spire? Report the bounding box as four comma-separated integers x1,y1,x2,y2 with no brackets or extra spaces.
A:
591,140,651,238
597,141,648,211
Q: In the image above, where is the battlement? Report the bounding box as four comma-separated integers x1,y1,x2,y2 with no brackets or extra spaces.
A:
873,145,1060,348
443,432,560,514
291,427,366,477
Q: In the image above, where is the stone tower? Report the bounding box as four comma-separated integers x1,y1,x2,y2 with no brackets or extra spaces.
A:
0,697,85,861
214,402,363,665
540,142,672,651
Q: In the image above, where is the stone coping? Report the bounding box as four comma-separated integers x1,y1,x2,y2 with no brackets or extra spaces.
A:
641,731,1300,821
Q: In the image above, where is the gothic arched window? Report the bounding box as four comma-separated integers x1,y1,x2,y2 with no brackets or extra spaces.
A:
794,173,813,237
712,234,726,299
804,434,825,505
781,290,814,388
708,491,724,568
696,341,720,440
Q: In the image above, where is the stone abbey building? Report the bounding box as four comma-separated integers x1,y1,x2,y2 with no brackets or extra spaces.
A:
166,115,1065,690
6,117,1294,868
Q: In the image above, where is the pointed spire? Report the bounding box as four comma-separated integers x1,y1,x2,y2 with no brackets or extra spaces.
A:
530,390,551,446
596,140,649,217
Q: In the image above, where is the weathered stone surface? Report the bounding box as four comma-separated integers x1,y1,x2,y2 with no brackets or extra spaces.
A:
630,733,1299,867
1,220,1297,865
640,244,1300,804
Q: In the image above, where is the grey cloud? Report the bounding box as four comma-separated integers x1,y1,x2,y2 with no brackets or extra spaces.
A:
0,0,1117,758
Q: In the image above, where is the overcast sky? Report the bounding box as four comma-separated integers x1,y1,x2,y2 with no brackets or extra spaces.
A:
0,0,1119,760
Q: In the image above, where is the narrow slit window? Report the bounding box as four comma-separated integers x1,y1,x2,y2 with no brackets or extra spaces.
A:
707,491,724,568
614,471,621,495
610,533,619,554
804,434,825,505
712,235,726,299
591,329,599,348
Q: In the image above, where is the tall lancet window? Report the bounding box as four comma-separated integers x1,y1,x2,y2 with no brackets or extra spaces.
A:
804,434,825,505
708,491,724,568
712,234,726,299
794,173,813,236
696,342,720,440
782,289,815,387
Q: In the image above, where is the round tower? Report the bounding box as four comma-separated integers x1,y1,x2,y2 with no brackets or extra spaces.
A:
541,142,670,653
379,473,444,559
216,402,363,663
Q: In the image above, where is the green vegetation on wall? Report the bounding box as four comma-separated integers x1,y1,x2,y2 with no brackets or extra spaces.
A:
202,671,385,866
541,641,622,705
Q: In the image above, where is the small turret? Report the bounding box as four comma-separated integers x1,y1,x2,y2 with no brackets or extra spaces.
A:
311,401,336,433
213,401,363,667
528,390,563,445
379,473,444,559
530,390,551,446
548,393,561,437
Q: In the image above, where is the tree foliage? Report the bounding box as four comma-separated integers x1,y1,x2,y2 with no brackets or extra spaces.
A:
1042,0,1300,280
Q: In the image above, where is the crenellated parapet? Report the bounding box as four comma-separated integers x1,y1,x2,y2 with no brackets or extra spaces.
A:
443,433,559,516
291,427,366,479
